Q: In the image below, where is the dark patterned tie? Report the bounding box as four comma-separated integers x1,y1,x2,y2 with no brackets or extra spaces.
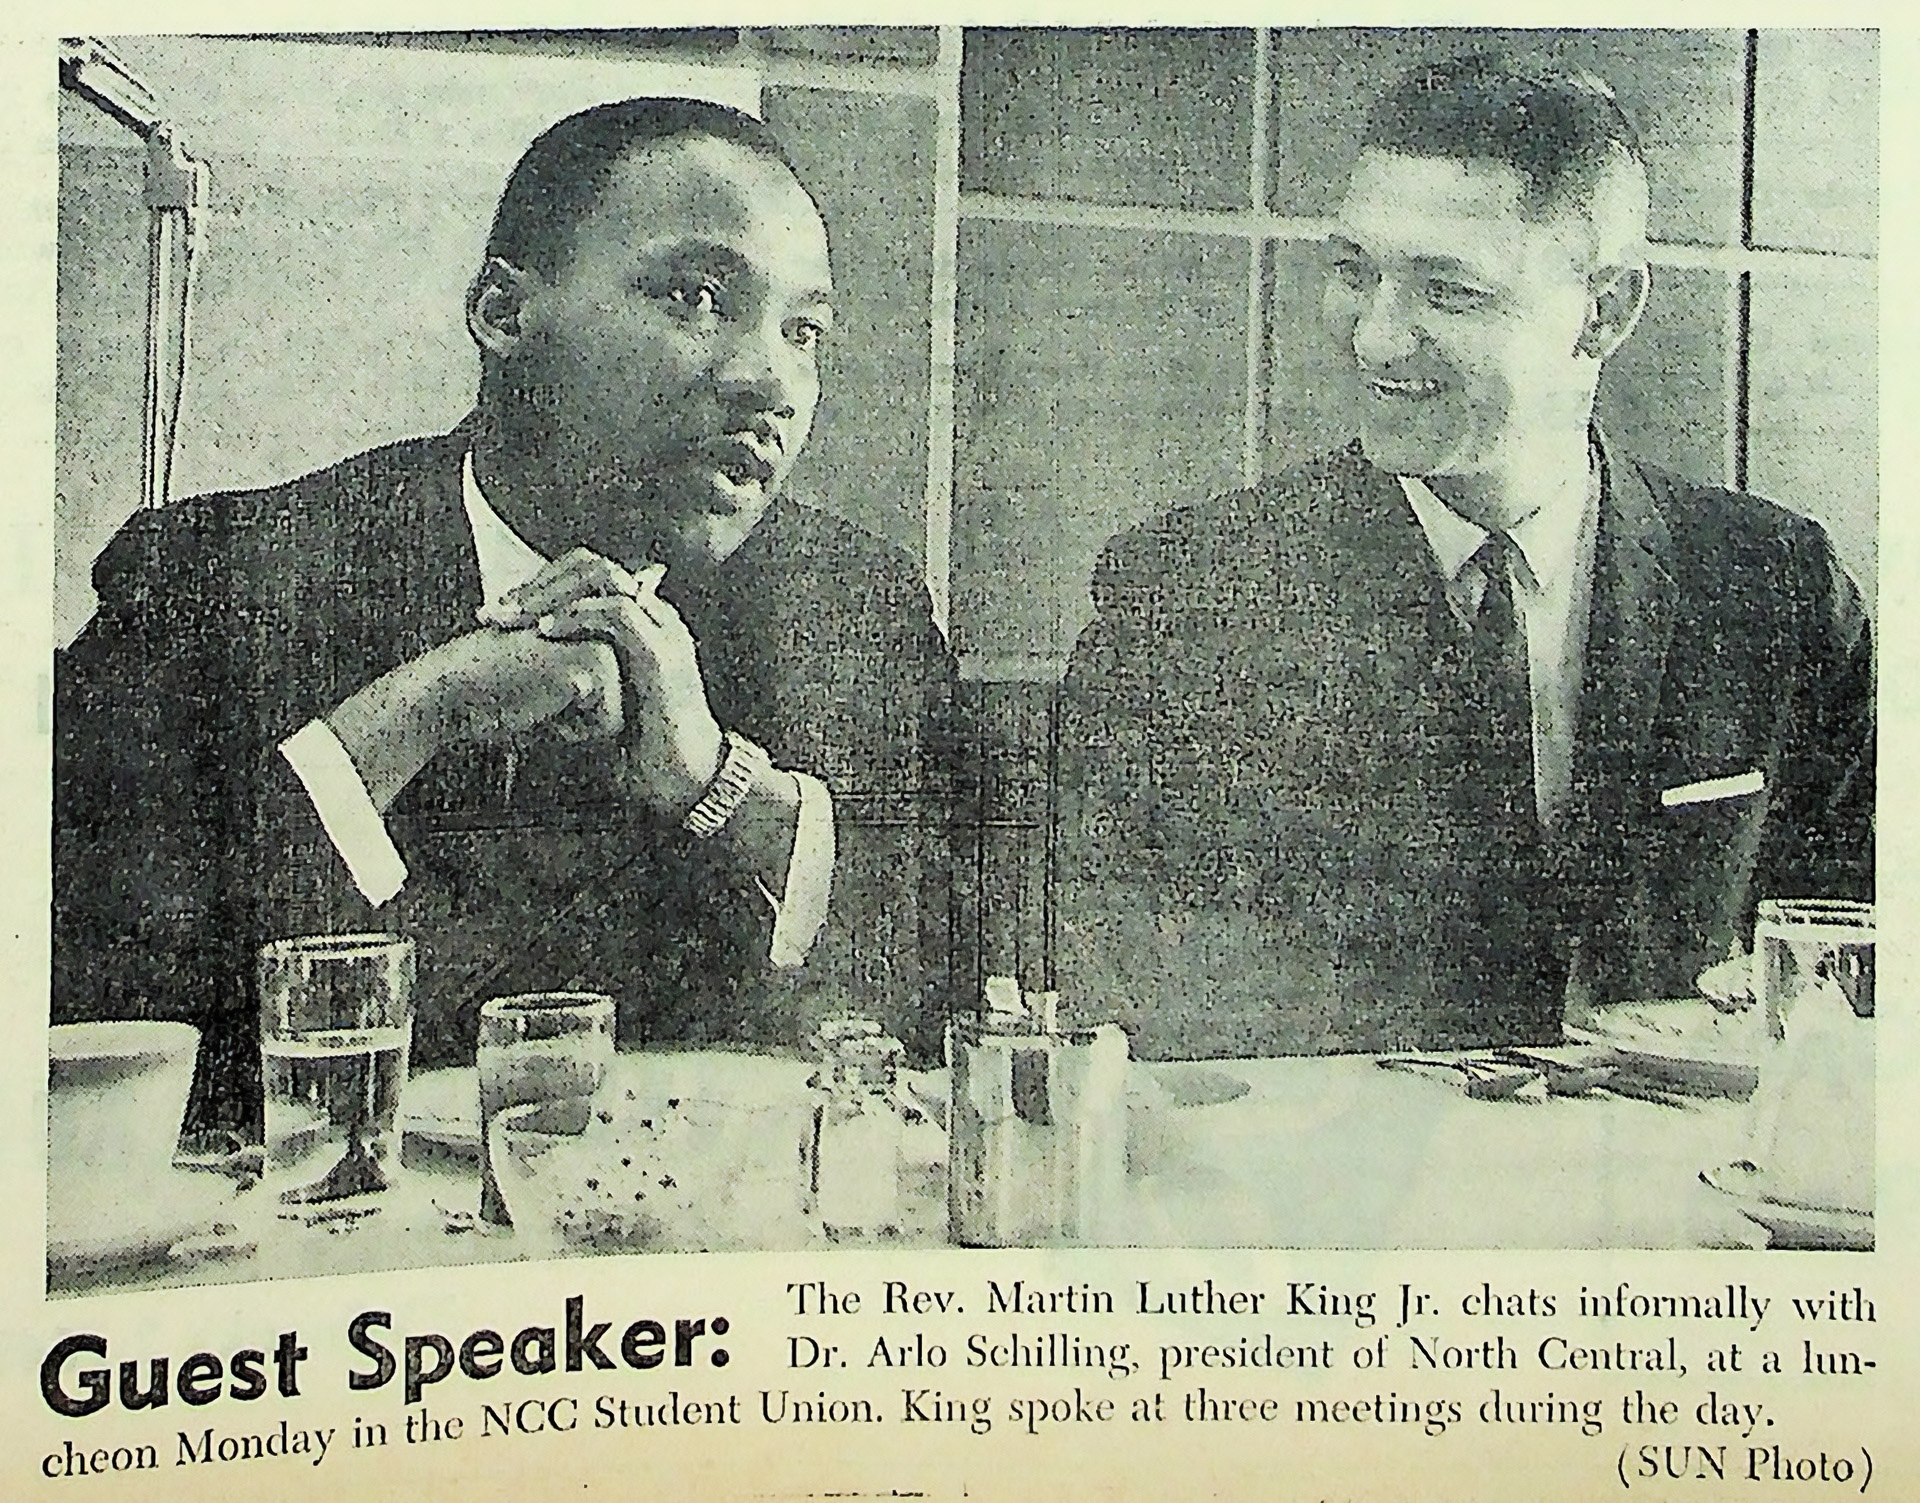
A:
1447,533,1563,1042
1465,534,1535,830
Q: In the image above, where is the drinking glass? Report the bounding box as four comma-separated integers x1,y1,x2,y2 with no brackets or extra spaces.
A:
477,992,615,1226
489,1096,765,1256
1746,900,1874,1213
258,934,415,1205
1756,899,1875,1029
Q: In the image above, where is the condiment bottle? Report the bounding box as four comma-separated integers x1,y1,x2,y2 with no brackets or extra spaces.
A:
799,1012,883,1220
810,1035,907,1239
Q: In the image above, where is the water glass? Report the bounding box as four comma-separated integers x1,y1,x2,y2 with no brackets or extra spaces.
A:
1746,900,1874,1213
1756,898,1874,1030
258,934,415,1205
477,992,615,1226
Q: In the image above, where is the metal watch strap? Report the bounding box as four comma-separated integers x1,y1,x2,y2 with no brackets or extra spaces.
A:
682,731,772,838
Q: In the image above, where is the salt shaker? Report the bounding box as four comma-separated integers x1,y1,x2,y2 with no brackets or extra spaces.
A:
804,1032,906,1239
799,1012,882,1218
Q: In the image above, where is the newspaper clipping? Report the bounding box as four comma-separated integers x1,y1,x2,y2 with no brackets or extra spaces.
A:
4,11,1910,1500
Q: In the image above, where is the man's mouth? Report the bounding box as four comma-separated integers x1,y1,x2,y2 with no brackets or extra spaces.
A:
1365,375,1446,400
701,435,777,488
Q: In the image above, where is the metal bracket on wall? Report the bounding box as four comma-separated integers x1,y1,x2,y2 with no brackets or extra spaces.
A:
60,38,208,511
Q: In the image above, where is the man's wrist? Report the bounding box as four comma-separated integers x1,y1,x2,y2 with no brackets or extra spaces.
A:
683,731,772,838
326,661,447,812
650,723,725,814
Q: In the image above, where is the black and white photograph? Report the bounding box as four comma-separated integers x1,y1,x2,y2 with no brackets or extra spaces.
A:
15,17,1906,1500
46,27,1878,1290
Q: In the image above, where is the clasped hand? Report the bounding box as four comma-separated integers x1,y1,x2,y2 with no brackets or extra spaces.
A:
329,550,725,817
476,549,725,814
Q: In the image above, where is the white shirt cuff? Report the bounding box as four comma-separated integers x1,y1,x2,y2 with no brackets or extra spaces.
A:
278,720,408,906
763,771,834,968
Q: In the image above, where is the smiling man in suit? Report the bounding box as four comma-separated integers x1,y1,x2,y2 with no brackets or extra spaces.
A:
55,98,953,1129
1057,55,1873,1058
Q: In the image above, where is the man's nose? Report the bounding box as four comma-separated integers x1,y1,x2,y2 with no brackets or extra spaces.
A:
1350,281,1420,367
714,316,797,411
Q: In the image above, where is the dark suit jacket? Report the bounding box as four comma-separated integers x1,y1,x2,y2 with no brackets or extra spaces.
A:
54,429,956,1129
1056,441,1873,1059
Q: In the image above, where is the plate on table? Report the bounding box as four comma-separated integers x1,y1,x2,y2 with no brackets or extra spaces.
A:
1700,1161,1873,1251
47,1171,239,1286
1568,998,1762,1097
1144,1062,1253,1107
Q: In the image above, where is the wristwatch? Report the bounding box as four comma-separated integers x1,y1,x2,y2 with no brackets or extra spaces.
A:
682,730,772,838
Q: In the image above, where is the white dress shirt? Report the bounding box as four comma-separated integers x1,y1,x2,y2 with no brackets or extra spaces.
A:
279,453,833,967
1398,460,1601,831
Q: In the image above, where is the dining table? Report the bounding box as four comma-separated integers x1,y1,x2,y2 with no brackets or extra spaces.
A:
51,1026,1801,1299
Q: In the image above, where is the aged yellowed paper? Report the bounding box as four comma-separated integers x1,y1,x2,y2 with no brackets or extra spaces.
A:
3,5,1913,1499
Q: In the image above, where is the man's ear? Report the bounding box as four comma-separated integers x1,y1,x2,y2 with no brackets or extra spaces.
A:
466,257,536,359
1576,262,1650,362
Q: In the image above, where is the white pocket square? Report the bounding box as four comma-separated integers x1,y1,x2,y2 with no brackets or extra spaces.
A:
1660,770,1764,808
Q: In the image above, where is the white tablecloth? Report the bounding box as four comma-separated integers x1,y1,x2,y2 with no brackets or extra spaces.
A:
53,1046,1769,1297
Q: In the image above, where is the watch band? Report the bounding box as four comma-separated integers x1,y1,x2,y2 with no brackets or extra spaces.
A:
682,731,772,838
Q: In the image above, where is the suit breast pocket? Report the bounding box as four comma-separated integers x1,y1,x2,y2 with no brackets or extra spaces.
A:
1643,774,1771,917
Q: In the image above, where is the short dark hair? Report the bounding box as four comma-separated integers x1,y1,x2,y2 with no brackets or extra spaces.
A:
1362,54,1644,218
485,97,806,279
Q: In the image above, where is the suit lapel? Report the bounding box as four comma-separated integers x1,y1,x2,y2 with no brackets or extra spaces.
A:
1331,449,1443,621
1307,449,1449,716
1325,451,1459,796
356,428,502,821
1554,438,1677,897
380,429,485,665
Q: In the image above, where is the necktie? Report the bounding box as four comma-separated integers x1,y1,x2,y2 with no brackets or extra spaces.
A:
1443,533,1563,1042
1463,534,1534,829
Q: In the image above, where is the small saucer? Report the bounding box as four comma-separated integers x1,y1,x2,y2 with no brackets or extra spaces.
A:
1699,1161,1873,1251
48,1172,239,1285
1148,1062,1252,1108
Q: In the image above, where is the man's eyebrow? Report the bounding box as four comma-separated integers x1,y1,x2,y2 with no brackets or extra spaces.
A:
1321,234,1495,282
1404,254,1495,280
642,238,836,307
644,238,753,274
